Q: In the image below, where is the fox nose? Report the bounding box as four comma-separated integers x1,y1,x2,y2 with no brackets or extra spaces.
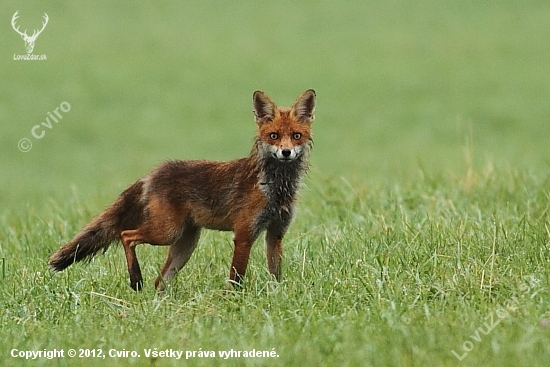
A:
281,149,291,158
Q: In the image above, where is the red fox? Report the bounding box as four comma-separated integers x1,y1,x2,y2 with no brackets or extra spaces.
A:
49,89,316,291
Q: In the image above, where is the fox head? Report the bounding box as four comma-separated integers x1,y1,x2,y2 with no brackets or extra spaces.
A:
253,89,316,163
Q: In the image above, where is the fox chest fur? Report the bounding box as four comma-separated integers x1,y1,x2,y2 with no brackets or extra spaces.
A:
254,157,305,238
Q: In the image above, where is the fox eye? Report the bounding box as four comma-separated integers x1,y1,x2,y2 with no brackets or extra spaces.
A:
269,133,278,140
292,133,301,140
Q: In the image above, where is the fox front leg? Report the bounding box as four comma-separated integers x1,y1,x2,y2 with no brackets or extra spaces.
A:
265,230,283,281
228,229,258,288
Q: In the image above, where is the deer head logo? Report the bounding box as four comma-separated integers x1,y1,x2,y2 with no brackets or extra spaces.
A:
11,11,49,54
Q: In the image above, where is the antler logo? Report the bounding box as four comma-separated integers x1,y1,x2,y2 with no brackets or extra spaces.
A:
11,11,49,54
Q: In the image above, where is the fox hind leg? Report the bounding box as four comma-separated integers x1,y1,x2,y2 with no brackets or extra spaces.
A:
120,229,146,291
155,225,201,291
120,222,184,291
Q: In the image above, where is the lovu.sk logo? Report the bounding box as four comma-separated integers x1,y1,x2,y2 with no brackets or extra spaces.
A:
12,10,48,61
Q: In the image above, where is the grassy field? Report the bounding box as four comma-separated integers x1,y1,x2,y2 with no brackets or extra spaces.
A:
2,0,550,366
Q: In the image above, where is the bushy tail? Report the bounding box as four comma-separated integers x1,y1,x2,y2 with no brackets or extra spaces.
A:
49,180,144,271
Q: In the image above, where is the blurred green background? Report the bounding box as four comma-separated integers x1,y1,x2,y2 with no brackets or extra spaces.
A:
2,0,550,207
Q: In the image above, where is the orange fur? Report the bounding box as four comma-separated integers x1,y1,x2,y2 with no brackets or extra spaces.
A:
49,89,316,291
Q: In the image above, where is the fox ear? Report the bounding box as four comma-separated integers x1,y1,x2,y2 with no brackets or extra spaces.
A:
292,89,316,124
253,91,276,124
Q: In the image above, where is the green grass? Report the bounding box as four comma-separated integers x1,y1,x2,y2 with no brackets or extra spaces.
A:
2,171,550,366
2,0,550,366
